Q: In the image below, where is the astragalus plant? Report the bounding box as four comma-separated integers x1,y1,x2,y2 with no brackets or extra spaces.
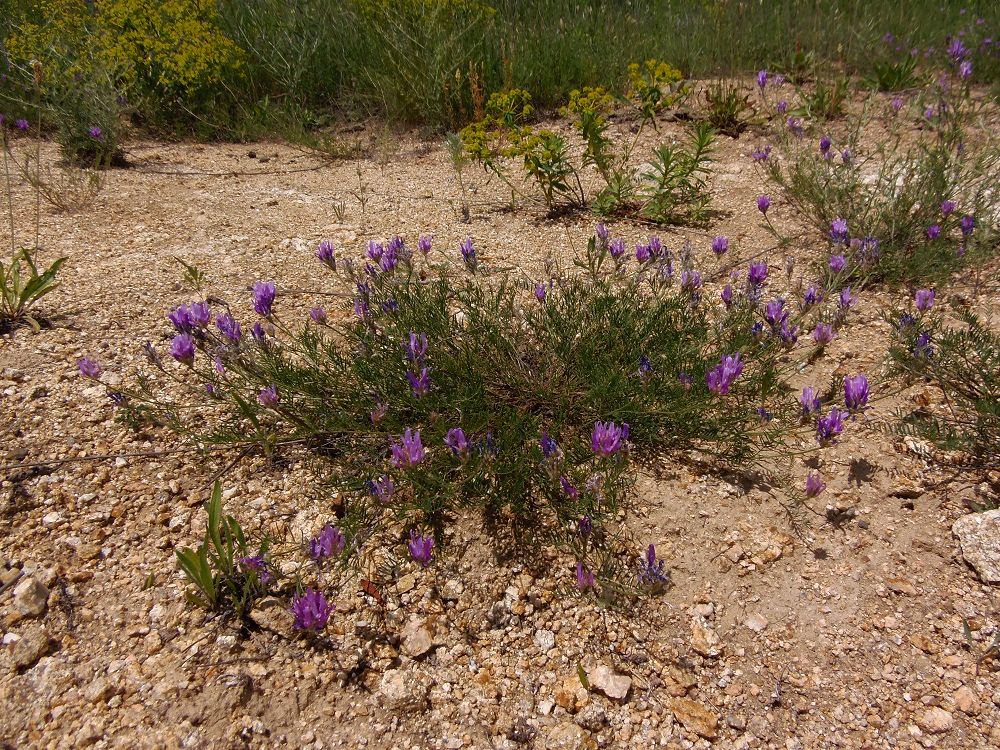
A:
82,226,869,625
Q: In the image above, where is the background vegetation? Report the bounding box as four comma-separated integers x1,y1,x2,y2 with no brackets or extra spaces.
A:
1,0,998,138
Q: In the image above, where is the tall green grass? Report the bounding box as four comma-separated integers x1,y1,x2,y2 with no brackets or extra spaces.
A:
4,0,998,133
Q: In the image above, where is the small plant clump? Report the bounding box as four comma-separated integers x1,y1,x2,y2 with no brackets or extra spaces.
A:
460,63,715,224
75,223,884,624
888,291,1000,510
754,50,998,287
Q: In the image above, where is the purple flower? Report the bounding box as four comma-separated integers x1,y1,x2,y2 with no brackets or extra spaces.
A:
379,243,399,272
838,287,856,310
678,372,693,390
924,105,936,120
748,261,769,288
941,200,956,216
843,374,869,412
367,241,384,262
756,195,771,214
257,385,279,407
786,117,803,137
816,408,846,444
316,240,336,269
830,218,849,244
591,421,628,456
680,269,702,293
444,427,470,456
751,145,771,162
648,236,662,257
926,224,941,240
720,284,734,309
829,254,846,273
539,431,559,458
800,386,821,415
418,234,433,255
841,149,852,164
216,313,242,343
391,428,424,468
407,367,432,398
638,544,668,586
213,356,225,374
638,354,653,379
711,236,729,255
310,306,327,323
168,305,193,331
819,136,832,155
948,38,968,60
812,322,837,346
915,288,935,312
577,516,593,538
88,125,103,140
959,60,973,80
802,285,822,308
609,237,626,259
764,298,787,329
891,96,904,112
779,319,799,346
309,524,346,561
460,237,477,271
575,562,596,591
251,322,267,343
14,118,28,131
534,282,547,302
77,357,101,379
595,222,609,243
960,214,975,237
252,281,276,316
706,353,744,395
170,333,196,364
756,69,768,90
405,332,428,361
291,588,332,632
408,530,434,567
805,472,826,498
913,331,934,359
776,100,788,115
368,475,395,502
561,476,579,500
238,555,271,584
635,242,651,263
370,402,387,424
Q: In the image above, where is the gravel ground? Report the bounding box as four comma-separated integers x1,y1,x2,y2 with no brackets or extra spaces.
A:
1,96,999,750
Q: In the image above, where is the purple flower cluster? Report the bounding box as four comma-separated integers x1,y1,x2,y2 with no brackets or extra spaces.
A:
460,237,477,271
309,524,346,561
168,301,211,332
843,374,869,412
316,239,336,269
445,427,469,456
408,530,434,567
816,408,846,445
591,421,628,456
637,544,668,586
253,281,276,316
575,562,596,591
707,353,744,395
805,472,826,498
170,333,196,364
77,357,102,379
291,588,333,632
915,288,935,312
391,428,425,468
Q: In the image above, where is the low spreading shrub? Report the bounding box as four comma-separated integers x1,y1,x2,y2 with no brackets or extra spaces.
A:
888,292,1000,509
757,59,998,286
76,225,880,625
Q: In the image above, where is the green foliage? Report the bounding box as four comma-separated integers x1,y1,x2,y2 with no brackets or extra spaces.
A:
462,72,714,223
638,124,715,223
866,55,924,92
0,248,65,333
701,79,756,137
792,77,850,120
888,310,1000,507
176,481,270,617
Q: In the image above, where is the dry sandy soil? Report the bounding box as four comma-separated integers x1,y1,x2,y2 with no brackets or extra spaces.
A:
1,100,999,750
